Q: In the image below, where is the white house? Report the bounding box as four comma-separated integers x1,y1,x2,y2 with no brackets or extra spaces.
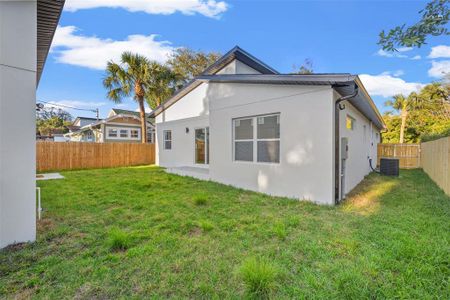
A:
65,109,155,143
0,0,64,248
152,46,385,205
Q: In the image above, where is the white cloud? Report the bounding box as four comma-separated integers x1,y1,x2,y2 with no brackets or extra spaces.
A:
359,73,425,97
376,47,419,59
135,107,153,113
376,49,408,58
51,26,175,70
428,45,450,58
64,0,228,18
397,47,413,52
381,70,404,77
428,60,450,78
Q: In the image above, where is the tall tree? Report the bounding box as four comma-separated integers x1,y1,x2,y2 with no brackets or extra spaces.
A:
145,62,178,109
167,48,221,83
378,0,449,51
383,82,450,142
36,107,72,136
385,95,411,143
103,52,153,143
291,58,314,74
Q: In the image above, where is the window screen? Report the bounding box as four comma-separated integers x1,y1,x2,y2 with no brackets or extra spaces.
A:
257,115,280,139
234,118,253,140
120,129,128,138
257,141,280,163
235,141,253,161
233,114,280,163
163,130,172,150
108,129,117,137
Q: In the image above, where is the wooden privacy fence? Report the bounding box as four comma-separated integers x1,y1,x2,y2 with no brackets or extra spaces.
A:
421,137,450,196
37,142,155,172
377,143,421,169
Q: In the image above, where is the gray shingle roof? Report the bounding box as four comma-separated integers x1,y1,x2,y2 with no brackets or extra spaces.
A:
111,108,153,119
202,46,279,75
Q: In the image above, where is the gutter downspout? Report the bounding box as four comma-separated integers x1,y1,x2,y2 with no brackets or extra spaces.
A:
334,84,358,205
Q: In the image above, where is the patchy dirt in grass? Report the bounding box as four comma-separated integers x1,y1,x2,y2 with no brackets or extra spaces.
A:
12,287,36,300
2,242,28,252
188,227,202,237
37,218,56,232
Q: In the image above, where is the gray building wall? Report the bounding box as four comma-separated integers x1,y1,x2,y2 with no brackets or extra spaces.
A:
0,0,37,248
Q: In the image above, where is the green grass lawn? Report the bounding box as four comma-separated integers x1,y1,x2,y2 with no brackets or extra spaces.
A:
1,167,449,299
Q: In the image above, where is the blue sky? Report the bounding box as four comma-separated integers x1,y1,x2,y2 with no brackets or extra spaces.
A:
37,0,450,119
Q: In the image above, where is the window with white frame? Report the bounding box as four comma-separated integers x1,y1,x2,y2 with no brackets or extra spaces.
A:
108,128,118,138
163,130,172,150
346,115,355,130
147,128,155,143
130,129,139,138
233,114,280,163
120,129,128,138
107,127,140,140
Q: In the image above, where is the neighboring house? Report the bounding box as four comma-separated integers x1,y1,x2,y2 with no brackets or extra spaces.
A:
36,129,69,142
152,46,385,205
0,0,65,248
65,109,155,143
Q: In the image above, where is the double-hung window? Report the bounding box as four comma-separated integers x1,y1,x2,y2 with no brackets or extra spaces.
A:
233,113,280,163
163,130,172,150
120,129,128,138
108,128,118,138
130,129,139,139
147,129,155,143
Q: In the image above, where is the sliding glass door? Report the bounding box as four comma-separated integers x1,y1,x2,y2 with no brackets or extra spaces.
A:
195,127,209,165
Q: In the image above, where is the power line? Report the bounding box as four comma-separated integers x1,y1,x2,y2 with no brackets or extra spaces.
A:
38,100,97,112
37,100,100,120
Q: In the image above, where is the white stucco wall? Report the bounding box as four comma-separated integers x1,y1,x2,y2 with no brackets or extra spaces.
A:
216,59,261,75
156,116,209,168
156,80,381,205
208,83,335,204
338,95,381,196
0,0,37,248
156,83,209,123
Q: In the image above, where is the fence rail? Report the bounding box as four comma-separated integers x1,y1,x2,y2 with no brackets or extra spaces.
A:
421,137,450,196
37,142,155,172
377,143,421,169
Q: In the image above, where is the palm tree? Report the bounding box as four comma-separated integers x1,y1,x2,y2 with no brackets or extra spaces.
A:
385,94,415,143
103,52,152,143
144,62,178,109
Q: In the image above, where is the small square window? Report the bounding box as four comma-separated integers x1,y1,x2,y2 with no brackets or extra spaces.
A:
131,129,139,138
346,115,355,130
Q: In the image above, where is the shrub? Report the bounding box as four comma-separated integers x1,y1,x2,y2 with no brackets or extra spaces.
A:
272,222,287,240
193,193,208,206
107,228,132,251
198,220,214,232
239,257,279,298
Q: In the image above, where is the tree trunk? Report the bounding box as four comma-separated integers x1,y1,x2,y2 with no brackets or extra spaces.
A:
138,97,147,144
399,110,408,143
